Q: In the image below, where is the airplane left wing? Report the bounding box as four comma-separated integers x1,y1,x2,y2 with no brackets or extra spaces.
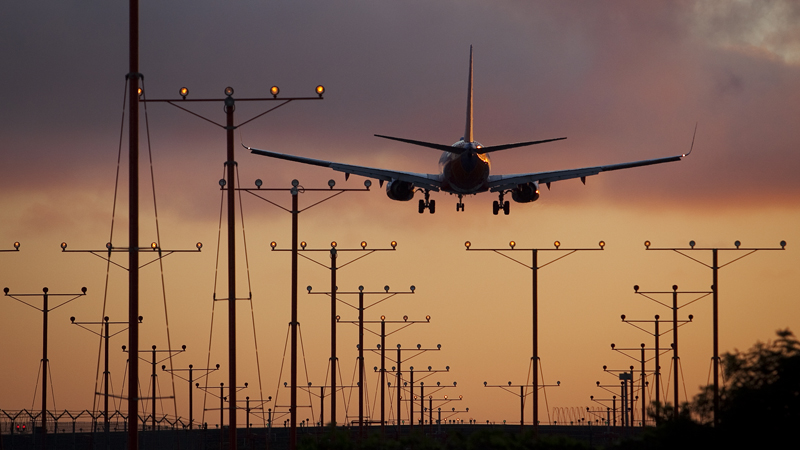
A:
487,153,685,192
245,145,443,191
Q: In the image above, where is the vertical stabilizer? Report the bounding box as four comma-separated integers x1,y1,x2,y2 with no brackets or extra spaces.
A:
465,45,474,143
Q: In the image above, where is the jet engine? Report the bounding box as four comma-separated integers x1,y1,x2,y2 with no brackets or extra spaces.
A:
511,182,540,203
385,180,416,201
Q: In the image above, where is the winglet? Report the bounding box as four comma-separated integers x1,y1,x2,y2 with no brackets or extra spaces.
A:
465,45,474,143
683,122,697,157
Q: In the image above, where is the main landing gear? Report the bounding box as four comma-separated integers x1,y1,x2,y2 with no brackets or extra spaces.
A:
456,194,465,212
492,192,510,215
418,190,435,214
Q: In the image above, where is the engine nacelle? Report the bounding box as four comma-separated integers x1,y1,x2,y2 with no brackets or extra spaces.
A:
511,182,540,203
385,180,416,201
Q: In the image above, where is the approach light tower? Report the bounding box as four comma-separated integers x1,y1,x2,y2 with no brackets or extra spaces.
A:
143,86,324,450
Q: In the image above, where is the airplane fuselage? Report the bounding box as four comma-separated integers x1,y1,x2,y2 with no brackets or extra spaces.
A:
438,140,491,194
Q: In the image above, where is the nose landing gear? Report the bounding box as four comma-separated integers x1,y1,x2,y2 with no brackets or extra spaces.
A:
456,194,465,212
418,190,436,214
492,192,510,215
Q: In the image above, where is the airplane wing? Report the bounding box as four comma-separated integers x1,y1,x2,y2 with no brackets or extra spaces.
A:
487,153,685,192
244,145,443,191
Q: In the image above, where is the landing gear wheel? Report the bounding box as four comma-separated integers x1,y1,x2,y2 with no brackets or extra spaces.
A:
492,201,500,215
503,201,510,215
429,199,436,214
418,199,425,214
456,203,465,212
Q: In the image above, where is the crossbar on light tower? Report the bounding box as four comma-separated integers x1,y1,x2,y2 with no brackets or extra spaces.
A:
465,240,604,430
643,239,786,426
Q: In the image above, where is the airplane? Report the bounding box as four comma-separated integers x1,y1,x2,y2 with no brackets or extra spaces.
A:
246,46,694,215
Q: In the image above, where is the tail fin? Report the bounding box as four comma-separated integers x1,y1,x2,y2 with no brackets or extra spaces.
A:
465,45,473,143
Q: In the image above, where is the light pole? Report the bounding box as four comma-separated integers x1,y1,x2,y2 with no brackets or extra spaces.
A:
643,239,786,425
619,315,668,419
323,286,416,438
122,344,186,430
465,240,604,429
197,381,249,444
483,380,560,428
70,315,137,436
245,177,370,449
60,241,200,445
4,286,87,448
418,384,460,433
609,343,655,426
632,284,707,418
619,313,687,423
367,315,433,436
143,84,323,450
599,366,637,429
589,395,616,426
161,363,220,429
388,344,443,436
273,239,398,426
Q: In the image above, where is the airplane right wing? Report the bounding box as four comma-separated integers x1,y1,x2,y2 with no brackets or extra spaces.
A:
245,145,443,191
487,153,685,192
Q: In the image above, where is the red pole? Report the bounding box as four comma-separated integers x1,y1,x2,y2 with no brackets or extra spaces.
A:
127,1,140,448
672,286,679,420
532,250,538,430
290,189,298,449
225,90,237,450
712,250,719,427
42,288,49,448
358,289,364,438
330,248,337,426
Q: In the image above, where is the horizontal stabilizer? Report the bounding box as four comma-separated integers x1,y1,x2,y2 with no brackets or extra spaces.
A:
479,137,566,153
374,134,466,154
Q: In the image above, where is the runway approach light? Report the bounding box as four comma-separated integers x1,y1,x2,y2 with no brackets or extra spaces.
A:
331,241,337,248
225,86,234,97
554,241,560,249
316,85,325,97
644,241,651,249
391,241,397,249
509,241,516,249
464,241,471,249
361,241,367,249
599,241,605,249
179,87,188,99
270,86,279,98
137,88,143,97
300,241,307,249
196,242,203,250
270,241,277,249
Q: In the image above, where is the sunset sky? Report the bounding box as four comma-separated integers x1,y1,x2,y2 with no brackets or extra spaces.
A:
1,1,799,427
